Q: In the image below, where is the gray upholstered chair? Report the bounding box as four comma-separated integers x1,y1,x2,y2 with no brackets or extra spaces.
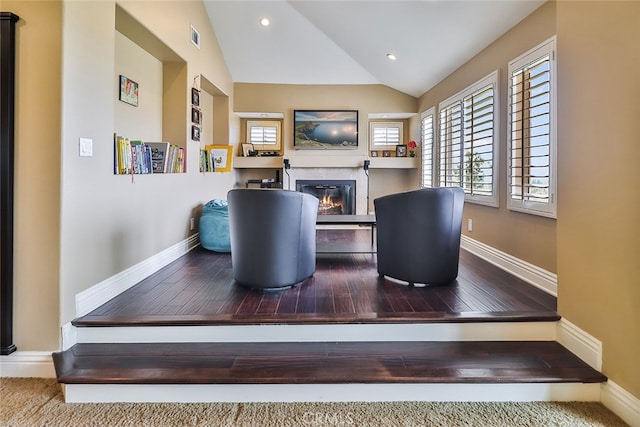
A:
374,187,465,287
227,188,319,290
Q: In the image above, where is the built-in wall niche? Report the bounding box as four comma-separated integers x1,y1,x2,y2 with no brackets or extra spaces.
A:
197,75,230,172
236,112,284,157
114,5,188,173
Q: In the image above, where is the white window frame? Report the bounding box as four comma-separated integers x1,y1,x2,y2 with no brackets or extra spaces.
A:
246,120,282,151
420,107,435,188
507,37,557,218
369,121,404,149
438,70,499,207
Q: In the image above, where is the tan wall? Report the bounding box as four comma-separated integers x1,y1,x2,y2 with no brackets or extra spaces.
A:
556,0,640,399
417,2,557,272
4,1,62,351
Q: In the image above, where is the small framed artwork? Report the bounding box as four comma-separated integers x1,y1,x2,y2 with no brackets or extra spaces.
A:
208,145,233,172
383,150,391,157
242,143,254,157
191,87,200,106
191,125,200,142
370,150,378,157
119,75,138,107
396,144,407,157
190,25,200,49
191,107,201,124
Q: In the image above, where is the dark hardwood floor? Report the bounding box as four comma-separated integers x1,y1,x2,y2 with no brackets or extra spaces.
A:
56,230,608,389
74,229,558,327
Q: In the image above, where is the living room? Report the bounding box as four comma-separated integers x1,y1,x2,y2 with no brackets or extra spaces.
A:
1,0,638,424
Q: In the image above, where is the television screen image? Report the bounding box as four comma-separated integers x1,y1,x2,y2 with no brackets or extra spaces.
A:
294,110,358,149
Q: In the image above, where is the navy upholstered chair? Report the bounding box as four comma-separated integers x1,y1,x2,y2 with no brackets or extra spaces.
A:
227,189,319,290
374,187,465,287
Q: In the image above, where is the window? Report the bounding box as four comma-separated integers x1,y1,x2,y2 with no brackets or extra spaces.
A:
369,121,403,148
507,37,556,218
420,107,435,188
246,120,281,151
438,71,498,207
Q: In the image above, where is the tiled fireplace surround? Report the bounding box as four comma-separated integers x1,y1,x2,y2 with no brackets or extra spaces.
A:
283,167,369,215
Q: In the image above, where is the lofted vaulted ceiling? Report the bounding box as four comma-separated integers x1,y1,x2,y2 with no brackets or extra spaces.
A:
204,0,545,98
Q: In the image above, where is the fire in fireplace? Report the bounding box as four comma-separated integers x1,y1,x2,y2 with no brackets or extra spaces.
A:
296,180,356,215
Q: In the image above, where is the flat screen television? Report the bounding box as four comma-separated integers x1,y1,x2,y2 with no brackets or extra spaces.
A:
294,110,358,149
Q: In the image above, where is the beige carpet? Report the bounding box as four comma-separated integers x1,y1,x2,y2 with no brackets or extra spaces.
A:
1,378,628,427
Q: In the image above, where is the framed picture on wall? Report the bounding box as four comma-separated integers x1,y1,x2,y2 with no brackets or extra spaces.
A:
192,125,200,142
191,107,201,124
118,75,138,107
191,87,200,106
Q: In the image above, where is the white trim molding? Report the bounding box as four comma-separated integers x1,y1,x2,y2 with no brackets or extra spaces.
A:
556,318,602,371
602,380,640,427
0,351,56,378
75,235,200,317
461,235,557,296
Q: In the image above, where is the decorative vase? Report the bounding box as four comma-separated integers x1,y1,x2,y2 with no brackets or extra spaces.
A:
410,152,415,157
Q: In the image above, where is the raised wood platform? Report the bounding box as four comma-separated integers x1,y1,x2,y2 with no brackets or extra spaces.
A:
55,230,606,403
72,237,559,327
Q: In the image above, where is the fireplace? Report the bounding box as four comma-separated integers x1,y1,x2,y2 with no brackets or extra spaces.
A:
296,180,356,215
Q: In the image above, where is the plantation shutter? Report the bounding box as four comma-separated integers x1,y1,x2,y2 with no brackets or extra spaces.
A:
370,122,402,146
463,84,494,197
249,125,278,145
421,109,435,188
508,37,556,218
439,102,463,188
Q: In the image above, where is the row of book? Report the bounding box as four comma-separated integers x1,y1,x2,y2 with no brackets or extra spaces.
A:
114,134,184,174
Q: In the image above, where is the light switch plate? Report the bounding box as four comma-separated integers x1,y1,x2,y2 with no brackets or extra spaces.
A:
79,138,93,157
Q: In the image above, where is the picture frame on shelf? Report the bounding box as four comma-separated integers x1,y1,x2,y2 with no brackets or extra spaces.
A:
118,75,138,107
396,144,407,157
207,145,233,172
191,125,200,142
242,143,254,157
370,150,378,157
383,150,391,157
191,87,200,106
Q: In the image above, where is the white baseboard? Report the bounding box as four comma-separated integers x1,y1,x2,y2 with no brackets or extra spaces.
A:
0,351,56,378
556,318,602,371
74,235,200,317
461,235,557,296
602,380,640,427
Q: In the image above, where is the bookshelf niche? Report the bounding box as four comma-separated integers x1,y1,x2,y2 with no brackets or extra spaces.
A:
113,5,187,175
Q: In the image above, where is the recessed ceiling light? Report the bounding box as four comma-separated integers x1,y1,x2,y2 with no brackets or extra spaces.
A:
386,53,397,61
260,17,270,27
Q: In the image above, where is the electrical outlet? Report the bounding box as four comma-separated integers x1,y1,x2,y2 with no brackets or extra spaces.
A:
467,218,473,232
190,218,195,231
